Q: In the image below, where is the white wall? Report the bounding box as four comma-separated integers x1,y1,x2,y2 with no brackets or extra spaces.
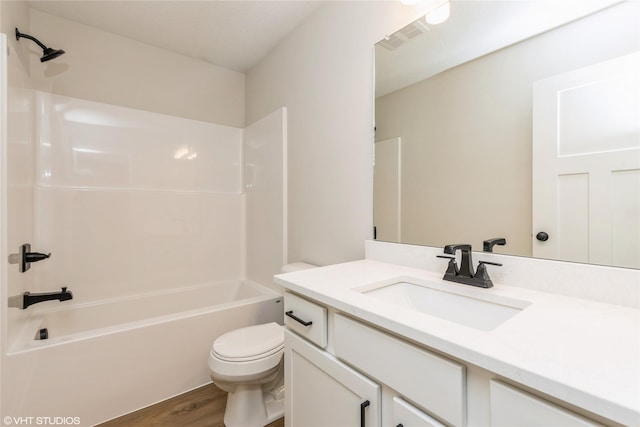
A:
29,9,245,127
1,1,30,82
246,1,426,266
0,33,6,424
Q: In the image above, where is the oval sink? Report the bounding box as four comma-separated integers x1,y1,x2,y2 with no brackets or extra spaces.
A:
358,277,530,331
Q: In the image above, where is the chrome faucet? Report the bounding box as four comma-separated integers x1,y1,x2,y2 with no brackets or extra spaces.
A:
437,244,501,288
8,287,73,309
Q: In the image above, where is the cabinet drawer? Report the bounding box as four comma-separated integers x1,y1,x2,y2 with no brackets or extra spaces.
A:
284,292,327,348
334,314,466,426
490,380,602,426
393,397,446,427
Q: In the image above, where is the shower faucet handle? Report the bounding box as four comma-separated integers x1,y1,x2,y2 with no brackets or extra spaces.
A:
25,251,51,263
7,243,51,273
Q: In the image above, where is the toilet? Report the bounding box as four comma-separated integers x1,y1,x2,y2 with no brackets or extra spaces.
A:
209,322,285,427
208,262,316,427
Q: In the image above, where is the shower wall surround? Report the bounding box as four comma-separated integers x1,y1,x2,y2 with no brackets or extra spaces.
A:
245,108,287,289
31,92,244,302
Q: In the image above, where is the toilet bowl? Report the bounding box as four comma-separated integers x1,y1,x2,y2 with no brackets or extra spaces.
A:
208,262,316,426
208,322,285,427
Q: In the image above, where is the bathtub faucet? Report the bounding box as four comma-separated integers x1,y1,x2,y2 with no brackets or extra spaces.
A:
8,287,73,309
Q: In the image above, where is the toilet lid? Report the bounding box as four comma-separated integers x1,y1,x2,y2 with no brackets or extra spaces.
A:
213,322,284,360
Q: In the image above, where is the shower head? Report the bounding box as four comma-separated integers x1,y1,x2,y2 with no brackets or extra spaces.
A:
15,28,65,62
41,47,66,62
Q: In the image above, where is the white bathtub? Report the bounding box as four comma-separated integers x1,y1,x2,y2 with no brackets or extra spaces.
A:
2,280,283,426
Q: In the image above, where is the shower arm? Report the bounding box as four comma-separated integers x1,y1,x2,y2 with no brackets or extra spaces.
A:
15,29,49,50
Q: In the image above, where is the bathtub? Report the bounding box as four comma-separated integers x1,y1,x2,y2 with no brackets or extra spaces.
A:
2,280,283,426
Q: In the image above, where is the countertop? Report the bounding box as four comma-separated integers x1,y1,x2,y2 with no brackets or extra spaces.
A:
274,259,640,426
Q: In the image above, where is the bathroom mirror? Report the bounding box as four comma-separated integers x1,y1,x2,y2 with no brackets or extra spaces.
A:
374,0,640,268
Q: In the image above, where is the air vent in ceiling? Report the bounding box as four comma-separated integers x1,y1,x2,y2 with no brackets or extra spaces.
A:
378,20,429,51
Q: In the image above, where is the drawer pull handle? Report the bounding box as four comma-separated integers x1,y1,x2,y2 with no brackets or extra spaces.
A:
396,425,404,427
285,310,313,326
360,400,370,427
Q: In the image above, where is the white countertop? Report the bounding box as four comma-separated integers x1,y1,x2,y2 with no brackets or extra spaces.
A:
274,259,640,426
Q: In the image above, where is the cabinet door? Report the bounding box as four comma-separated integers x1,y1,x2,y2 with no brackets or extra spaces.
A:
285,330,380,427
490,380,602,427
392,397,446,427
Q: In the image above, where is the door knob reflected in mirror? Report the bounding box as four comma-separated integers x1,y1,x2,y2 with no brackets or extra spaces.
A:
536,232,549,242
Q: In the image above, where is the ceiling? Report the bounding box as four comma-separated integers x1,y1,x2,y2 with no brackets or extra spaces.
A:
28,0,325,72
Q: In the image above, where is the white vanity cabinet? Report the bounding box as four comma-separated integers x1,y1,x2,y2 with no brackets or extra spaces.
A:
283,291,610,427
284,291,461,427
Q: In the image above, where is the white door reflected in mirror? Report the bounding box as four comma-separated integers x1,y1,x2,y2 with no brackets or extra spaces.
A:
533,52,640,268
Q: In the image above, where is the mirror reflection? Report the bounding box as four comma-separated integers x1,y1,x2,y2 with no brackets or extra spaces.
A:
374,0,640,268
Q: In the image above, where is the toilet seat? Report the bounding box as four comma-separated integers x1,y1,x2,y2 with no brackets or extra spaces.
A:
213,344,284,362
209,322,285,379
212,322,284,362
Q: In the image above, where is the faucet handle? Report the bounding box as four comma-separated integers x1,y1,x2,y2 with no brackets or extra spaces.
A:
478,261,502,267
460,261,502,288
474,261,502,287
437,255,459,276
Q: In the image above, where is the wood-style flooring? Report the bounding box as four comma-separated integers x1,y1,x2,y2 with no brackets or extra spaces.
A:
98,383,285,427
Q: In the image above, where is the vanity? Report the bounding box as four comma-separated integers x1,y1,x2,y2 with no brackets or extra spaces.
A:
276,242,640,427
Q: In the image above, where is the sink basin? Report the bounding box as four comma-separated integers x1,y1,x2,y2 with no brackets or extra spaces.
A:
357,277,530,331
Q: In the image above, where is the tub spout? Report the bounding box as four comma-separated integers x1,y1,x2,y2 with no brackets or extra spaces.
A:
8,287,73,309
